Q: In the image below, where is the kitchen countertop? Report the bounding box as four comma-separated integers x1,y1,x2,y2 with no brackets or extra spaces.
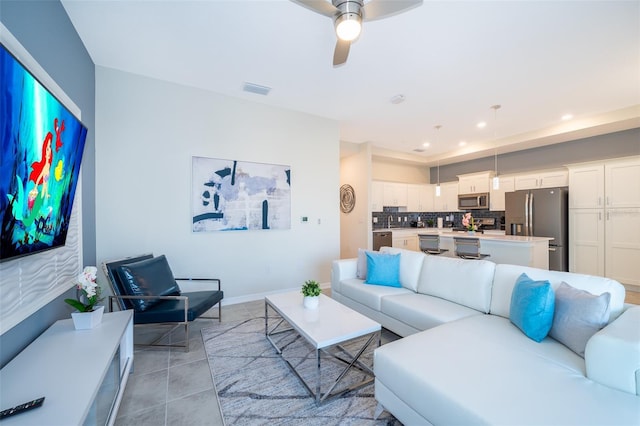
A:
374,228,553,243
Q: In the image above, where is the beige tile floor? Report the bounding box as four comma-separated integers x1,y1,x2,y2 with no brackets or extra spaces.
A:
114,289,640,426
114,299,266,426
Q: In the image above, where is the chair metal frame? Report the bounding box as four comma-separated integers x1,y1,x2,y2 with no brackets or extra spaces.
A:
453,236,490,260
102,255,222,352
419,234,449,255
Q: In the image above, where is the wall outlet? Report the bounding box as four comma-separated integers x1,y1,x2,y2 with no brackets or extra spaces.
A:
373,217,378,223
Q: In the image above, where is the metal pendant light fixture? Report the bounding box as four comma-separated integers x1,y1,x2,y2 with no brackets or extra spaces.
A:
435,125,442,197
491,105,501,190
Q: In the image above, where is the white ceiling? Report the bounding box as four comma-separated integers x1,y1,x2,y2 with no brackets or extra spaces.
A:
61,0,640,165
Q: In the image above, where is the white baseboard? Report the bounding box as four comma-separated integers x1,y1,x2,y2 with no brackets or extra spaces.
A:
221,282,331,306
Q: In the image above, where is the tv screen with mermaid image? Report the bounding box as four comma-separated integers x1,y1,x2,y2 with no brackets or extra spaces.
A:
0,43,88,262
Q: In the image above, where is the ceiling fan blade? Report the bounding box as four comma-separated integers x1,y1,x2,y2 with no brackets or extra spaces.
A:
362,0,423,21
333,39,351,66
290,0,338,17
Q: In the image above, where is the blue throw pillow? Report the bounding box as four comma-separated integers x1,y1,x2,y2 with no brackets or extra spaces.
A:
364,252,401,288
510,273,555,342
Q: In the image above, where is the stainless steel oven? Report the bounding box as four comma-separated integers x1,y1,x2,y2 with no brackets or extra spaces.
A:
458,193,489,210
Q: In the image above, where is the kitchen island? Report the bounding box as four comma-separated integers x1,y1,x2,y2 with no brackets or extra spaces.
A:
375,228,553,269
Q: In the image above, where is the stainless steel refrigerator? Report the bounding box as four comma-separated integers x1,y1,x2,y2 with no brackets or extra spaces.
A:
505,187,568,271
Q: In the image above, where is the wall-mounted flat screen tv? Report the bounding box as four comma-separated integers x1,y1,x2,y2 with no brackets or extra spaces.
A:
0,43,88,263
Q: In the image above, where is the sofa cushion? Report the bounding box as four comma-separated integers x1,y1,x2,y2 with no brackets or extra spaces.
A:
356,248,370,279
116,255,181,312
365,251,401,287
379,246,425,292
381,293,482,331
416,255,495,313
340,279,411,311
509,273,555,342
550,282,611,357
374,314,640,426
491,264,625,320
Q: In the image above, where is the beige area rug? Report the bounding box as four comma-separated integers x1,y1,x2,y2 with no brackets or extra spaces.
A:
202,317,401,425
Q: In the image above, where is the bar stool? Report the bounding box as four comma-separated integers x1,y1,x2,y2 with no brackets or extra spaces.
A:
419,234,449,255
454,236,490,260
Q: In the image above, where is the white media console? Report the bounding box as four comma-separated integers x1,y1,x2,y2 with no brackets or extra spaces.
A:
0,310,133,425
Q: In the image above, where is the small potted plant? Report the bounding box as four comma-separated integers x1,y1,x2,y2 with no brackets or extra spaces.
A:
65,266,105,329
301,279,321,309
462,212,478,234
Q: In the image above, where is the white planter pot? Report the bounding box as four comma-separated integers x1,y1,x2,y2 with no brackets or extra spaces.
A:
303,296,319,310
71,305,104,330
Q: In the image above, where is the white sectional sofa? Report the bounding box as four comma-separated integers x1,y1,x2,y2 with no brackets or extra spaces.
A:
331,247,640,425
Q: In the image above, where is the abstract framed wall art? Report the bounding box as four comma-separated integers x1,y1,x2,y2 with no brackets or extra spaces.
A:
192,156,291,232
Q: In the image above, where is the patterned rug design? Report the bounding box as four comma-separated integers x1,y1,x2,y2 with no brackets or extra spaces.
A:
202,316,401,425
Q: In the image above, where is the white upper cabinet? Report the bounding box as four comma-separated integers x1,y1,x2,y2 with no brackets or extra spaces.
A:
514,169,568,190
605,157,640,208
568,164,605,208
407,184,434,212
458,172,492,194
568,157,640,209
383,182,408,207
489,175,515,211
433,182,459,212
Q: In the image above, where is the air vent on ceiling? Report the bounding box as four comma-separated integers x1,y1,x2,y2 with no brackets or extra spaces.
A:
243,82,271,96
413,148,425,152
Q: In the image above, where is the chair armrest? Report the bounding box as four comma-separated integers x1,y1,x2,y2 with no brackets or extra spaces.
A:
175,278,221,292
585,305,640,395
108,295,189,318
331,258,357,295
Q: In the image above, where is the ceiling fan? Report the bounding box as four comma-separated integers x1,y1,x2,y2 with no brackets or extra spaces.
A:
291,0,423,66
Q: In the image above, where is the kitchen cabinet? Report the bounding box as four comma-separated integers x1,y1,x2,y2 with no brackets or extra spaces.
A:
458,171,492,194
514,169,568,190
569,209,605,277
383,182,408,207
433,182,459,212
407,184,434,212
567,156,640,287
568,164,604,208
392,235,418,251
371,181,384,212
605,208,640,286
489,175,515,211
605,157,640,208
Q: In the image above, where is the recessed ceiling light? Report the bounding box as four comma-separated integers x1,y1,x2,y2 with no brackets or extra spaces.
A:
561,114,573,121
459,141,467,147
422,141,430,147
477,121,487,129
390,94,405,104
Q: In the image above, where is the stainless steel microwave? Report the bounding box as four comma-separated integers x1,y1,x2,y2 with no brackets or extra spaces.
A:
458,193,490,210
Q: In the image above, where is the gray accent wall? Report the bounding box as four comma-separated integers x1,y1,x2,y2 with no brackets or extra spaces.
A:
431,128,640,183
0,0,96,367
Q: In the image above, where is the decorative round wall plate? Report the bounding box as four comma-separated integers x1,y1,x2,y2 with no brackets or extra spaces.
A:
340,184,356,213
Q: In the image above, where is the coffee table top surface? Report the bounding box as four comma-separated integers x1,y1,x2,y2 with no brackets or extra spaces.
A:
265,291,381,349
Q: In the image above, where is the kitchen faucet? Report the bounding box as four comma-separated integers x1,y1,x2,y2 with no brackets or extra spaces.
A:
388,216,392,229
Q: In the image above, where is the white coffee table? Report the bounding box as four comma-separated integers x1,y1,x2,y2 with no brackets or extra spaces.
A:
265,291,381,405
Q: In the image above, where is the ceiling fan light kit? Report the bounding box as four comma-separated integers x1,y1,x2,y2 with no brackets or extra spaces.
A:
335,12,362,41
292,0,423,65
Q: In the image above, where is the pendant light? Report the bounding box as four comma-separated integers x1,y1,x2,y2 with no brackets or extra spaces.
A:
435,125,442,197
491,105,501,190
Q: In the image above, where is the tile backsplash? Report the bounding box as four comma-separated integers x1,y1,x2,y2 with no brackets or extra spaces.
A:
373,207,505,230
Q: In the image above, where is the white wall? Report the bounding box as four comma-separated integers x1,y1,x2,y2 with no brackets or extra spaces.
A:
340,143,372,258
95,67,340,302
372,157,430,183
